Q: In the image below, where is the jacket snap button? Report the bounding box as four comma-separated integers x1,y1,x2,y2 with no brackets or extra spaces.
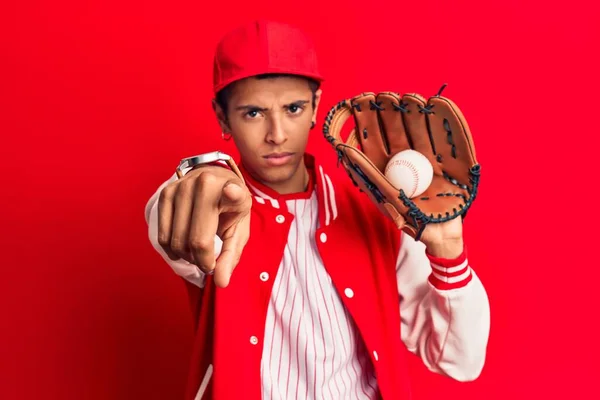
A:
260,272,269,282
344,288,354,298
250,336,259,345
276,215,285,223
319,232,327,243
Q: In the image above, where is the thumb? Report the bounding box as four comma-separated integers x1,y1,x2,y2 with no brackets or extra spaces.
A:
221,182,249,208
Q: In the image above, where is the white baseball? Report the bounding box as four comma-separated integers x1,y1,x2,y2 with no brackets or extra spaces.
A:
384,150,433,198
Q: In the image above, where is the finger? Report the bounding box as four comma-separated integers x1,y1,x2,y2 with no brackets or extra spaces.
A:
400,93,442,175
157,186,179,261
350,92,389,171
213,215,250,288
426,95,478,187
188,173,223,272
170,179,196,261
376,92,412,155
220,181,248,211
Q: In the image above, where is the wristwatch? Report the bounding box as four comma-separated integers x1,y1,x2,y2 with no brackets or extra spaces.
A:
175,151,245,183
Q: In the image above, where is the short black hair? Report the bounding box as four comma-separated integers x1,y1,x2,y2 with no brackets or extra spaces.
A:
215,73,320,118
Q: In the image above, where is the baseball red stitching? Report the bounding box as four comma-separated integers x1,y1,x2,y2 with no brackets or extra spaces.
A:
387,159,419,197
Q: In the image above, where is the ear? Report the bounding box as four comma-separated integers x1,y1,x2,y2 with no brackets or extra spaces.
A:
212,99,231,133
311,88,323,126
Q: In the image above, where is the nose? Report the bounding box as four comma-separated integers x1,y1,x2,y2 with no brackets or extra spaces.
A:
265,113,287,145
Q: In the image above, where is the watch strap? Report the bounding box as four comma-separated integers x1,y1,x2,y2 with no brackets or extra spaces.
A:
224,158,245,184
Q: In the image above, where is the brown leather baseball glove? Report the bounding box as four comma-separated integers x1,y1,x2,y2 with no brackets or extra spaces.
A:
322,84,481,241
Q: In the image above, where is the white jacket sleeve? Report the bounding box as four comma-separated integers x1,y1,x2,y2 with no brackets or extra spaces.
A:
396,232,490,382
144,172,222,289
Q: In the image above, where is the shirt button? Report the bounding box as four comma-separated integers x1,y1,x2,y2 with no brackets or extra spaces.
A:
319,232,327,243
250,336,259,345
344,288,354,298
373,351,379,361
276,215,285,224
260,272,269,282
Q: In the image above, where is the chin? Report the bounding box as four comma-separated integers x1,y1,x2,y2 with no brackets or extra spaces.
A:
261,166,296,184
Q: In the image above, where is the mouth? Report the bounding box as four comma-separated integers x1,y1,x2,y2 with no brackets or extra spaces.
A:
263,152,295,166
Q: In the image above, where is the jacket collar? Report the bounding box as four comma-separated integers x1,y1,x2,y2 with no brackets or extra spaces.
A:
239,153,339,227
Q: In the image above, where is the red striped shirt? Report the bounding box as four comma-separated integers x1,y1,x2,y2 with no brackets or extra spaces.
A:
258,190,378,400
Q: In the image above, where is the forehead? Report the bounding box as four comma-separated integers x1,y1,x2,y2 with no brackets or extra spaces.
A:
228,76,312,105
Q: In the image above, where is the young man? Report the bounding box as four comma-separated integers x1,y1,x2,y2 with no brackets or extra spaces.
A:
145,20,490,400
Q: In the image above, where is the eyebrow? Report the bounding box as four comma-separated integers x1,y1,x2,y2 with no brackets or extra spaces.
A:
286,100,310,107
235,100,310,111
235,105,268,112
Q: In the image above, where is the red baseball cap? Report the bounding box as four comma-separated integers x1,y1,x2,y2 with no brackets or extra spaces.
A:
212,20,324,94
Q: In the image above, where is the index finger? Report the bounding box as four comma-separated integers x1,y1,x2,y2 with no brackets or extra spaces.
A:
349,92,389,171
213,214,250,288
188,174,223,272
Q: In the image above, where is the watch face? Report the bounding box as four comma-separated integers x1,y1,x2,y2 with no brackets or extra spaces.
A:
178,151,230,170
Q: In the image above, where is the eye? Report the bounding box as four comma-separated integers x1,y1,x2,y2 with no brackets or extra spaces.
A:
288,104,304,115
245,109,261,119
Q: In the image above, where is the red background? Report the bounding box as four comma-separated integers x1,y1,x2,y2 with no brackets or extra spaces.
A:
2,0,599,399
